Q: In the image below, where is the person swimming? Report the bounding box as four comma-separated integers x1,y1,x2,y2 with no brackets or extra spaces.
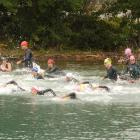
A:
65,73,110,92
31,86,77,99
0,80,25,91
75,82,110,92
65,73,79,83
32,66,44,79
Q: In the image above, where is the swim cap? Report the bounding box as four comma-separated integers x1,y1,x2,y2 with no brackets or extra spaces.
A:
31,86,40,93
125,48,132,56
32,62,40,71
129,55,135,61
66,73,73,78
48,59,55,64
32,67,38,72
104,58,112,65
20,41,28,47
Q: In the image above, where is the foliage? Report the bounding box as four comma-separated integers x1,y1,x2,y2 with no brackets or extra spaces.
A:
0,0,139,51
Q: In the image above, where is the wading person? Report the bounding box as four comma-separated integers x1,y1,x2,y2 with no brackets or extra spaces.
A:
104,58,118,81
17,41,33,68
46,59,65,76
0,57,12,72
124,55,140,80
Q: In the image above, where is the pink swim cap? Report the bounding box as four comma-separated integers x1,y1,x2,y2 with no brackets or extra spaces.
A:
125,48,132,56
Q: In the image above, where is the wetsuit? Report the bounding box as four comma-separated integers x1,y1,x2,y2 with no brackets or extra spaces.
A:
34,74,44,80
37,89,56,96
65,92,76,99
37,90,76,99
46,65,65,76
22,48,33,68
125,63,140,79
105,66,118,81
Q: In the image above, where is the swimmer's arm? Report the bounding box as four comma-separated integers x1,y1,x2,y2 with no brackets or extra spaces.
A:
4,63,12,72
98,86,110,92
5,80,26,91
37,89,56,96
16,60,22,65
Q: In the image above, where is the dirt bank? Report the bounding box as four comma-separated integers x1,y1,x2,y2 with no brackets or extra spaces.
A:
0,45,139,63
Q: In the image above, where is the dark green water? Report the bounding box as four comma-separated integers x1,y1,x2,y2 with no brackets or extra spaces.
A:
0,62,140,140
1,96,140,140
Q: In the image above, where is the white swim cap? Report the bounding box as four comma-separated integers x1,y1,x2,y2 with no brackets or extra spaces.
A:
66,73,73,78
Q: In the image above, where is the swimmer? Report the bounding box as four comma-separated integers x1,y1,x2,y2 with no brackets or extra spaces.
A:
65,73,79,83
123,55,140,80
17,41,33,68
75,82,110,92
0,80,25,91
65,73,110,92
32,67,44,79
104,58,118,81
0,57,12,72
31,86,77,99
46,59,65,76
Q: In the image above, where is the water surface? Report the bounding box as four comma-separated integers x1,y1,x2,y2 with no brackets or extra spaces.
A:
0,62,140,140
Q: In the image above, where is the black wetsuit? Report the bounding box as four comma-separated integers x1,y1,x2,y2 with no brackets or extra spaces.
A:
66,92,76,99
46,65,65,76
22,48,33,68
34,74,44,80
125,63,140,79
105,66,118,81
37,89,56,96
37,90,76,99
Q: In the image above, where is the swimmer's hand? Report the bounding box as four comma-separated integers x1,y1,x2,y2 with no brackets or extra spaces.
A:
16,60,22,65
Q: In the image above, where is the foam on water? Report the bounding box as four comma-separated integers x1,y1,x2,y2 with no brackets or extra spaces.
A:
0,65,140,104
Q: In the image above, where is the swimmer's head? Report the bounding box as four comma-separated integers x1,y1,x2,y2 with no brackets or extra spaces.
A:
32,67,38,73
129,55,136,64
125,48,132,56
47,59,55,68
20,41,28,50
104,58,112,68
65,73,74,82
31,86,40,94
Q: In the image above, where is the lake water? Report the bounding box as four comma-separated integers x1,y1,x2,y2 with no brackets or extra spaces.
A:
0,61,140,140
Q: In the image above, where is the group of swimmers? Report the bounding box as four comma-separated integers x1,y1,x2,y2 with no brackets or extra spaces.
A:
104,48,140,82
0,41,139,100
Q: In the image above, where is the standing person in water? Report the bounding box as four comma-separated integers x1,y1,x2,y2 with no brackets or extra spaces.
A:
17,41,33,68
124,55,140,80
46,59,65,76
124,48,133,65
118,48,132,65
0,57,12,72
104,58,118,81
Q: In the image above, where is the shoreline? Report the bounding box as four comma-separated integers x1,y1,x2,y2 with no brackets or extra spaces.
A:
0,48,124,62
0,47,139,63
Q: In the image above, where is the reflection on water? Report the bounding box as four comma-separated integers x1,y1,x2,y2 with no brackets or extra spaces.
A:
0,62,140,139
1,96,140,140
